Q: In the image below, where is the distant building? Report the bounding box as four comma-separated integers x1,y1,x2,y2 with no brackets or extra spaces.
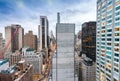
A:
2,39,5,49
81,57,95,81
77,31,82,39
82,22,96,61
23,51,43,75
5,24,24,52
24,31,37,50
38,16,49,51
0,33,3,54
0,60,33,81
22,47,43,80
10,53,22,66
4,51,22,66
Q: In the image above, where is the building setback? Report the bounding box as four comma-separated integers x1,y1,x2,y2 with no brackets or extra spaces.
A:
5,24,24,52
24,31,37,50
96,0,120,81
82,22,96,61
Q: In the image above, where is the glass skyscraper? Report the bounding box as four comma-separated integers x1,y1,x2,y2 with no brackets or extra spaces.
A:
97,0,120,81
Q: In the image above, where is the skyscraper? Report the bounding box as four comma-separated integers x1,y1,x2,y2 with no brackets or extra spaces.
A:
24,31,37,50
38,16,49,51
97,0,120,81
82,22,96,61
5,24,24,52
55,23,75,81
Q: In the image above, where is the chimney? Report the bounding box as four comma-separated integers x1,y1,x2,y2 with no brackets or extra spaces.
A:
57,12,60,23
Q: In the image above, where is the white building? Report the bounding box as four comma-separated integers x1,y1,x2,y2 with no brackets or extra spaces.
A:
23,48,43,75
97,0,120,81
81,57,95,81
55,23,75,81
0,59,9,72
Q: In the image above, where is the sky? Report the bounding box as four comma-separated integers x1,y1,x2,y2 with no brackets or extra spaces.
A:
0,0,96,38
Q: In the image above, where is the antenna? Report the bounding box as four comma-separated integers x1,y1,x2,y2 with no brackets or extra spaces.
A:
57,12,60,23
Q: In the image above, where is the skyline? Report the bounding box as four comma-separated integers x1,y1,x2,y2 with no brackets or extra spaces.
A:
0,0,96,38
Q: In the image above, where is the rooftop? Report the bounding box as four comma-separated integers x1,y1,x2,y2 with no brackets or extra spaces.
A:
83,57,93,66
0,59,9,66
0,65,16,74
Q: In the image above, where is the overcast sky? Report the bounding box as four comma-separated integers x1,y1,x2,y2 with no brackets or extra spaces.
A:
0,0,96,38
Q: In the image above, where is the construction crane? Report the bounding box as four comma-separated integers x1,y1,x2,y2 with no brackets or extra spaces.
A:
0,27,19,59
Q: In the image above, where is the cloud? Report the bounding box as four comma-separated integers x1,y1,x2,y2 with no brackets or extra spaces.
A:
15,0,25,8
0,0,96,38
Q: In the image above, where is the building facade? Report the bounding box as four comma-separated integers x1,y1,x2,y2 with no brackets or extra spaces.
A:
82,22,96,61
55,23,75,81
38,16,49,51
23,52,43,75
9,53,22,66
24,31,37,50
0,33,3,54
5,24,24,52
81,57,95,81
96,0,120,81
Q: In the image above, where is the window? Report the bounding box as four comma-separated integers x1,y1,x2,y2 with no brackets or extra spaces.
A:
115,43,119,46
107,43,111,45
114,48,119,52
115,11,120,16
115,22,120,26
115,28,120,31
107,1,112,6
115,38,119,41
106,55,111,59
114,68,119,72
107,47,111,50
115,33,119,36
115,17,120,21
116,6,120,11
107,29,112,32
107,38,111,41
114,53,119,57
107,15,112,19
107,20,112,23
107,34,112,36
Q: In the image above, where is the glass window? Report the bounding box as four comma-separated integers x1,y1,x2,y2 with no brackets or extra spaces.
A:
116,6,120,11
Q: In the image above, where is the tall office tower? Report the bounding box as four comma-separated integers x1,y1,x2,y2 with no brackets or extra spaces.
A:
96,0,120,81
24,31,37,50
5,24,24,52
0,33,3,54
55,23,75,81
82,22,96,61
38,16,49,51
